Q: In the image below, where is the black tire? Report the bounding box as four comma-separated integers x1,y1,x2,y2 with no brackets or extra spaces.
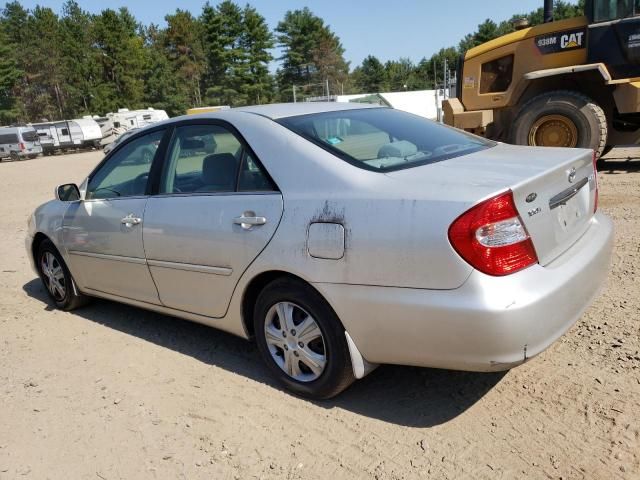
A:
37,239,89,311
254,277,355,399
512,90,608,158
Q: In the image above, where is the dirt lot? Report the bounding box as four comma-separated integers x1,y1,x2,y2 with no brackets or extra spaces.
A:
0,149,639,480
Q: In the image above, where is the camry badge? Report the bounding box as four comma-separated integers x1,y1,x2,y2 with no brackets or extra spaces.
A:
568,167,577,183
526,192,537,203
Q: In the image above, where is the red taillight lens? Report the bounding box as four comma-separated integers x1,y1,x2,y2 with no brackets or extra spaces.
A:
592,150,599,213
19,142,25,151
448,191,538,276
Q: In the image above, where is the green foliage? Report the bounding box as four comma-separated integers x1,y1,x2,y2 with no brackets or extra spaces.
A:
276,7,349,101
0,0,587,123
351,0,585,93
0,22,21,123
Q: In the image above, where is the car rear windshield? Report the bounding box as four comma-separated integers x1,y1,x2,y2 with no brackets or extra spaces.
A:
21,130,39,142
278,108,494,172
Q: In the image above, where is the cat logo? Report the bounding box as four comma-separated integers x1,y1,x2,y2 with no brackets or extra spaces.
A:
560,32,584,49
536,27,587,55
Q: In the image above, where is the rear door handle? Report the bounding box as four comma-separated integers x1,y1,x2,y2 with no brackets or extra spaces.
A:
121,214,142,227
233,211,267,230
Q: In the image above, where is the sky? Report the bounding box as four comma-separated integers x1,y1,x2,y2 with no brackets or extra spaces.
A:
18,0,578,67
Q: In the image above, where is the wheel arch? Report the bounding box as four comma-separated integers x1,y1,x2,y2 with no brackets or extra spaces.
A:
517,70,616,121
31,232,52,267
240,270,342,339
490,71,615,142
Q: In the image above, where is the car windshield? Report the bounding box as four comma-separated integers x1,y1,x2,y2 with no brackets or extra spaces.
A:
278,108,494,172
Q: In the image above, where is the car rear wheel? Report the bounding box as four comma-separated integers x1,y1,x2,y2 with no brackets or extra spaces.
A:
254,278,355,399
512,90,607,158
37,239,89,311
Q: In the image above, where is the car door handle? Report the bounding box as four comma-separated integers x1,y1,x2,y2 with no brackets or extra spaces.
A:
233,212,267,229
121,214,142,227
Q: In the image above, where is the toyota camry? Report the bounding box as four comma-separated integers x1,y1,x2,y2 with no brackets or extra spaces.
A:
27,103,614,398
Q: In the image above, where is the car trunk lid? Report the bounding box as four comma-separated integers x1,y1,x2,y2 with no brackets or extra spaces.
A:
510,149,596,266
385,143,597,267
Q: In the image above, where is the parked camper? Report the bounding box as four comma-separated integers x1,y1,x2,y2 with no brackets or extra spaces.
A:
69,118,102,149
31,118,102,155
0,126,43,161
96,108,169,146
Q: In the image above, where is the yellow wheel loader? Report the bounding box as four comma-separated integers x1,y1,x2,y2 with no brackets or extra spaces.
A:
443,0,640,157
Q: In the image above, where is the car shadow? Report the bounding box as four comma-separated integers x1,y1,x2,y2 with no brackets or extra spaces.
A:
23,278,505,428
599,151,640,174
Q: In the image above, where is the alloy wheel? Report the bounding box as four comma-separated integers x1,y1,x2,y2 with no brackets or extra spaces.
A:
41,251,66,301
264,301,327,382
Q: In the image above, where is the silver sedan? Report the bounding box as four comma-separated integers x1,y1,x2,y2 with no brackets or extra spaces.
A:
26,103,614,398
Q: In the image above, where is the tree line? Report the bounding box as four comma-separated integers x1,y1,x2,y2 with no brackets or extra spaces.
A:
0,0,584,124
351,0,585,93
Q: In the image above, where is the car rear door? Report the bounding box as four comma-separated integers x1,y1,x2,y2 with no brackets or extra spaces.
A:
62,128,168,303
142,121,283,318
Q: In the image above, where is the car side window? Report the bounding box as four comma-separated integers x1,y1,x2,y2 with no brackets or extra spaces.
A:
86,129,164,200
160,125,239,194
238,151,276,192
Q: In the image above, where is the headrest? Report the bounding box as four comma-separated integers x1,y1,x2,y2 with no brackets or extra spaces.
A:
378,140,418,158
202,153,238,186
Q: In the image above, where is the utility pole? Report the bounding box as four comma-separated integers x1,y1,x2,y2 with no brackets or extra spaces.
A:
433,59,437,90
293,85,297,103
326,78,330,100
443,58,448,100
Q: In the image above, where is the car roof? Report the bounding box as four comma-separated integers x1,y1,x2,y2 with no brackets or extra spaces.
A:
231,102,383,120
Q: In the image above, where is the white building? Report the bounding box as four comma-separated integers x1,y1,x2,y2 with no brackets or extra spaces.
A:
333,90,451,121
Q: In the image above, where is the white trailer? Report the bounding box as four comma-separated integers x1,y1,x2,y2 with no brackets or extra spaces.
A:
70,118,102,148
31,118,102,154
96,108,169,146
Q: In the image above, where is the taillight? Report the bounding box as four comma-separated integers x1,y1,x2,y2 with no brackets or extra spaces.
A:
19,142,25,151
448,191,538,276
592,150,599,213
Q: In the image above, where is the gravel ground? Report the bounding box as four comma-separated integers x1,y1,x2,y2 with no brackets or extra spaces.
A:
0,149,638,480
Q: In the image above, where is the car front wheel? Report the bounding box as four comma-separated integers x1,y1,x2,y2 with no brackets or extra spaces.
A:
254,278,355,399
37,239,89,311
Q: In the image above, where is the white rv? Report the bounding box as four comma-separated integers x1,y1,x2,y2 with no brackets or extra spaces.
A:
96,108,169,146
0,126,43,160
31,118,102,155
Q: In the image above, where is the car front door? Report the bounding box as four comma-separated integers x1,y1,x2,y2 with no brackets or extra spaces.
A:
62,128,167,304
142,122,283,318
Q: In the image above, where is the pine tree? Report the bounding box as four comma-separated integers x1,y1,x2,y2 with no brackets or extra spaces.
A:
0,22,21,123
142,24,189,116
23,6,66,121
352,55,386,93
201,0,247,106
164,9,205,108
91,8,146,113
59,0,98,116
276,7,349,101
240,5,274,105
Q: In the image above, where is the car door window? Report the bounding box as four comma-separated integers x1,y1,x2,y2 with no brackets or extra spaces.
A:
238,151,276,192
86,130,164,200
160,125,240,194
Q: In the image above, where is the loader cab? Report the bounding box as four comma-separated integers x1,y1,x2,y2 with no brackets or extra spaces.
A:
586,0,640,79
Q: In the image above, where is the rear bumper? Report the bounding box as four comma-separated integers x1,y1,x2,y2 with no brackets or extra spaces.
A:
314,212,614,372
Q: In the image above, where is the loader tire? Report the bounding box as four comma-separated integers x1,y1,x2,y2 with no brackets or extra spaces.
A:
512,90,607,158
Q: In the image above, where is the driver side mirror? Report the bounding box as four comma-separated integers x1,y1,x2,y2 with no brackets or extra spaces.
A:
55,183,81,202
